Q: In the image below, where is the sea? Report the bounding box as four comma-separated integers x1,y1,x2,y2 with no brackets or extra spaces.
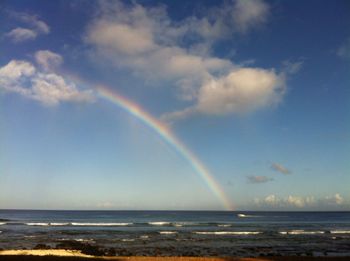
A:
0,210,350,257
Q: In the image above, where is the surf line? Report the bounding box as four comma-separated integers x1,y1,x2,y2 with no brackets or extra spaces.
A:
97,86,234,211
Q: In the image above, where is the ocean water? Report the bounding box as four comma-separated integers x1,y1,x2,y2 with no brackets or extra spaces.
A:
0,210,350,257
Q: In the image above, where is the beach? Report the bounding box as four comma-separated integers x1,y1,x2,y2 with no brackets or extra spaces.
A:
1,250,350,261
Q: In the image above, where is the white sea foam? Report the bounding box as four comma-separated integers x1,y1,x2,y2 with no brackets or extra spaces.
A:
50,223,70,226
0,223,6,226
148,222,171,226
26,223,50,226
121,239,135,242
74,238,95,243
237,213,259,218
70,222,131,226
140,235,149,239
194,231,261,235
159,231,178,235
279,230,324,235
331,230,350,234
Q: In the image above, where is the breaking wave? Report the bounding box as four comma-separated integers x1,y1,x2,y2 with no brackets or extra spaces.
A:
194,231,261,235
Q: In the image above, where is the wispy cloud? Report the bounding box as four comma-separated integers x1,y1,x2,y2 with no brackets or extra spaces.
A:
271,163,291,175
5,27,37,42
232,0,270,33
337,37,350,59
247,175,273,184
5,11,50,43
0,51,94,106
35,50,63,71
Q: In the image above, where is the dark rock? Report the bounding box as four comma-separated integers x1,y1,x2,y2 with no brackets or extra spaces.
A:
34,244,50,250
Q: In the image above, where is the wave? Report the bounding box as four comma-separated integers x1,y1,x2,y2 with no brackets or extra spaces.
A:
26,223,50,226
70,222,132,226
74,238,95,243
50,223,70,226
121,239,135,242
279,230,324,235
159,231,178,235
0,222,6,226
194,231,261,235
148,222,171,226
237,213,260,218
330,230,350,234
140,235,149,239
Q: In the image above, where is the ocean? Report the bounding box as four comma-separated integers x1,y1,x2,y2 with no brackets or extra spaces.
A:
0,210,349,257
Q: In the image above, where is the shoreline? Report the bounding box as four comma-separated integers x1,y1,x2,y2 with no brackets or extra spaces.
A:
1,250,350,261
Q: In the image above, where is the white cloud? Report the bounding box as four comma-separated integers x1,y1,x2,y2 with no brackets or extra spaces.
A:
197,68,284,114
0,53,94,106
15,12,50,34
86,1,287,121
5,27,37,42
325,193,344,205
232,0,270,33
5,11,50,43
35,50,63,71
31,73,93,106
163,68,284,121
287,195,306,208
271,162,291,175
247,175,273,184
254,194,346,209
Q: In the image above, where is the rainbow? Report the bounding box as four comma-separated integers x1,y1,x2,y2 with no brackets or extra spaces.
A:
97,86,233,211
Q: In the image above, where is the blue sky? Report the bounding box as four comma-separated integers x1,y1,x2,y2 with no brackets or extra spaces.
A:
0,0,349,210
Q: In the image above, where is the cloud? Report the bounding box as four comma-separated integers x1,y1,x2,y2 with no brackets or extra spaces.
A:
232,0,270,33
35,50,63,71
86,1,286,122
282,59,304,75
247,175,273,184
254,194,346,209
13,12,50,34
337,37,350,59
271,162,291,174
163,68,284,121
5,27,37,42
5,11,50,43
0,53,94,106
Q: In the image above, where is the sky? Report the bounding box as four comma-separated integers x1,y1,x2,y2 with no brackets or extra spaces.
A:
0,0,349,211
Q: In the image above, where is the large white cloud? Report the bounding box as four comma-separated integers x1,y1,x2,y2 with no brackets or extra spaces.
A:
0,51,94,106
86,0,286,121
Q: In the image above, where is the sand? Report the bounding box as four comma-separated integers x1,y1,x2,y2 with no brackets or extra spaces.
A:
0,250,350,261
